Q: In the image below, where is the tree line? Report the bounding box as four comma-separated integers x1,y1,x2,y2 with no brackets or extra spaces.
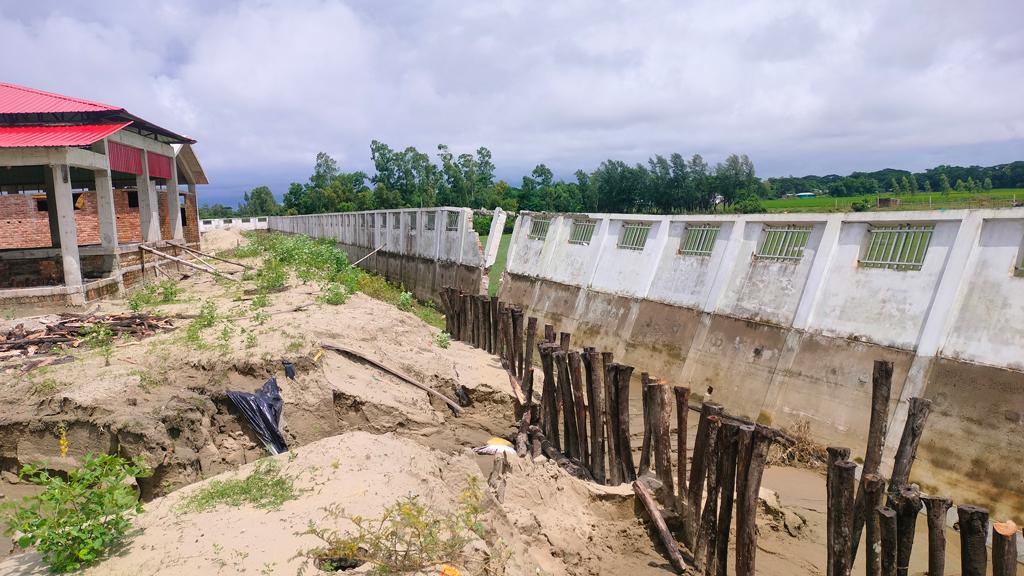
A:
199,142,1024,218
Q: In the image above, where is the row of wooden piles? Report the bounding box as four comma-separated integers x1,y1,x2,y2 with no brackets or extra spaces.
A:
439,286,790,575
826,360,1019,576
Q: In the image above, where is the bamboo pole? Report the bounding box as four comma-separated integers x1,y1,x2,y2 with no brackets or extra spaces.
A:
852,361,894,563
829,460,857,576
958,504,989,576
714,420,739,576
633,481,689,574
568,351,589,467
879,507,898,576
616,364,637,482
863,473,887,576
584,349,606,484
921,495,951,576
992,520,1019,576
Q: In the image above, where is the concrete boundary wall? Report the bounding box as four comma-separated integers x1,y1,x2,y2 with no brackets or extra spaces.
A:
500,208,1024,522
199,217,268,232
268,207,506,303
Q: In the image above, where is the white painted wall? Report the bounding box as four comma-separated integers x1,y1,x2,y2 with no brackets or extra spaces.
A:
200,217,269,232
508,208,1024,369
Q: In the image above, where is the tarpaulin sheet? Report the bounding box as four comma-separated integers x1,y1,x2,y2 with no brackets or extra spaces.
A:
226,377,289,454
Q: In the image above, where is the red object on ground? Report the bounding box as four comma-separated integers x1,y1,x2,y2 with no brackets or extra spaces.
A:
0,123,130,148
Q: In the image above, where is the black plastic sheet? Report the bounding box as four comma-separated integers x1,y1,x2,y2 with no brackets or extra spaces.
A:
226,377,289,454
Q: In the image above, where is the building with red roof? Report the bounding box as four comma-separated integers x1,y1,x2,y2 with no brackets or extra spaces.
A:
0,82,208,305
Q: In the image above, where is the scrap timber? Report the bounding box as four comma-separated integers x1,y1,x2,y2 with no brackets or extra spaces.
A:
0,313,174,362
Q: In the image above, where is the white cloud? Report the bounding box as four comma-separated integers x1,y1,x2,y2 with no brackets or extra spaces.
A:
1,0,1022,201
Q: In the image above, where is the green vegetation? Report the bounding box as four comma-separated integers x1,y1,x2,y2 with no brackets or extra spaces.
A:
396,291,414,311
356,274,444,329
255,258,288,292
178,459,297,513
127,280,181,312
82,323,115,366
185,300,220,347
296,477,484,576
3,454,152,573
433,331,451,349
761,187,1024,213
488,233,512,297
318,282,350,306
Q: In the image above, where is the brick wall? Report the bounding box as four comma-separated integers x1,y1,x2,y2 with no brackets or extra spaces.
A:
0,189,146,249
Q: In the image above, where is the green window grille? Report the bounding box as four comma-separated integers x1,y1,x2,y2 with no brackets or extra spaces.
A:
446,211,461,231
568,220,596,245
757,225,812,260
425,212,436,231
618,222,652,251
860,224,934,271
528,218,551,240
679,224,720,256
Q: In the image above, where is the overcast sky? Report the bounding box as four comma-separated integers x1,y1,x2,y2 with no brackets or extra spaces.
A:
2,0,1022,204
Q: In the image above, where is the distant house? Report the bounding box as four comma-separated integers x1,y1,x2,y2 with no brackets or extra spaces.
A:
795,192,816,199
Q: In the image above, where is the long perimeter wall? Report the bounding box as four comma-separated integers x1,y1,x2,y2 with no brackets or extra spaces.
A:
500,208,1024,522
268,207,505,303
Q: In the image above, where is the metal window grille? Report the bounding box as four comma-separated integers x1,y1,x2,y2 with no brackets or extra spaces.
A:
568,220,596,245
617,222,652,251
679,224,720,256
392,212,400,229
860,224,934,271
528,219,551,240
425,212,436,231
756,225,811,260
446,211,460,231
377,213,386,228
409,212,417,229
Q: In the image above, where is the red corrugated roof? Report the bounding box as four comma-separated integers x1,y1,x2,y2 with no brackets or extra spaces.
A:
0,82,121,114
0,122,130,148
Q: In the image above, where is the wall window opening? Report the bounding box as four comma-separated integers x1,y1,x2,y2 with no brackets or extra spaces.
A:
127,191,139,208
34,197,48,212
392,212,400,229
860,224,933,271
617,222,652,251
446,211,460,231
528,218,551,241
756,225,811,260
679,224,720,256
425,212,436,231
568,219,596,245
409,212,417,230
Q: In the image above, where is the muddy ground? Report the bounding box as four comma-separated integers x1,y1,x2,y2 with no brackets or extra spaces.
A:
0,229,998,575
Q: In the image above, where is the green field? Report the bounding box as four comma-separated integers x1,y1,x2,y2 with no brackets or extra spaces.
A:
762,188,1024,213
488,233,512,297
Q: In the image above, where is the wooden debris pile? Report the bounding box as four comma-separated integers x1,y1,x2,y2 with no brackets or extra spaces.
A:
0,313,174,361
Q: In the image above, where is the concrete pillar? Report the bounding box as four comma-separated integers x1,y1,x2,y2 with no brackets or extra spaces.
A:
51,164,84,302
166,162,183,240
137,152,160,242
42,166,61,248
93,166,119,273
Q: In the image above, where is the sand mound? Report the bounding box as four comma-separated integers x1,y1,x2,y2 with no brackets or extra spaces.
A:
200,228,248,253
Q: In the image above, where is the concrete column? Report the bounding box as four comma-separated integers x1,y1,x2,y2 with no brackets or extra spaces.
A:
93,158,119,273
42,166,61,248
166,162,183,240
51,164,84,302
791,216,843,330
137,152,160,242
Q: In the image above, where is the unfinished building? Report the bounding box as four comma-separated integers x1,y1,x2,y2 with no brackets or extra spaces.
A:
0,82,207,306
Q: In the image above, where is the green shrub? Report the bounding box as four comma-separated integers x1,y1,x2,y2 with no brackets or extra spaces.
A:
127,280,181,312
251,293,271,309
3,454,152,573
82,324,114,366
255,258,288,292
731,196,767,214
851,200,871,212
185,300,219,345
397,291,414,311
434,332,451,349
178,459,297,513
319,283,350,306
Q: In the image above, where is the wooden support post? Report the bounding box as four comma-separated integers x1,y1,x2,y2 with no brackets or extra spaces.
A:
890,397,932,491
544,323,555,343
695,416,722,572
481,296,492,353
476,297,485,348
538,343,560,451
828,460,857,576
529,425,544,459
735,426,770,576
688,403,725,541
525,317,538,372
993,520,1019,576
490,298,500,354
825,446,852,576
138,245,146,280
559,331,571,351
584,349,606,485
639,372,654,475
568,351,589,467
616,364,637,482
852,360,894,563
892,485,922,576
512,307,524,379
515,411,530,457
714,420,739,576
879,507,898,576
921,495,951,576
441,288,453,335
604,355,622,485
502,307,513,368
958,505,989,576
554,351,578,459
675,387,693,545
863,474,887,576
633,481,688,575
651,379,675,505
461,294,472,344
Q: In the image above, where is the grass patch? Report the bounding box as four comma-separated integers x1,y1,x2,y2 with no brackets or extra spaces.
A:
178,459,297,513
761,187,1024,213
356,274,444,329
185,300,220,347
488,233,512,297
127,280,181,312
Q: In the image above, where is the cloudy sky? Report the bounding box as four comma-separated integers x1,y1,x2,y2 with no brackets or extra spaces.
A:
2,0,1022,204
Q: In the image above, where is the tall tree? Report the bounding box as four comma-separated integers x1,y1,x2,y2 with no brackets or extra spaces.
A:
237,186,279,216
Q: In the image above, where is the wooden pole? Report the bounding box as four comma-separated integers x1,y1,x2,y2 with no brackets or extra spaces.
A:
584,350,606,484
958,504,990,576
735,426,770,576
559,331,571,351
688,403,725,541
726,423,754,556
544,323,555,343
481,296,492,353
863,473,887,576
490,298,500,355
172,241,253,269
674,386,691,529
512,307,524,379
461,293,472,344
140,245,238,282
921,495,951,576
714,420,740,576
604,355,621,485
476,297,486,348
892,485,922,576
138,245,146,280
504,307,515,370
568,351,589,467
826,446,852,576
639,372,654,475
633,480,689,575
651,380,675,506
992,520,1019,576
828,460,857,576
889,397,932,491
616,364,637,482
694,415,722,572
539,343,560,451
554,350,578,459
852,360,894,563
525,317,538,373
879,507,898,576
529,425,544,459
